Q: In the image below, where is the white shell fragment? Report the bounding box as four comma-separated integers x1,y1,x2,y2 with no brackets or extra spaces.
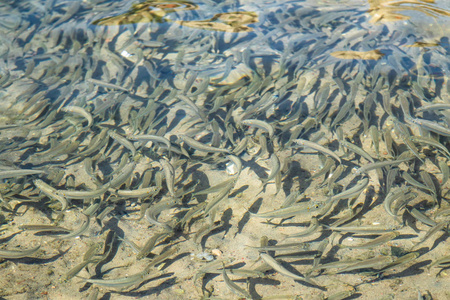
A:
120,50,133,58
226,161,237,175
195,252,215,261
211,249,222,257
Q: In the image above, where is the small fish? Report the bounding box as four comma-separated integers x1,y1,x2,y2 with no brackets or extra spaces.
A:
194,178,236,196
330,177,369,202
159,158,176,197
326,225,399,234
0,169,45,180
293,138,341,163
204,179,235,216
128,134,172,152
261,153,281,185
180,135,230,154
439,160,449,186
407,207,437,227
136,231,171,260
108,130,136,156
250,201,323,219
109,186,160,198
340,139,374,163
371,252,420,275
412,221,449,249
334,256,393,273
384,186,412,218
249,242,310,252
260,253,317,286
0,245,40,259
222,268,252,299
57,184,111,200
428,254,450,269
56,214,90,240
355,157,414,176
177,95,208,122
87,78,130,92
34,179,69,212
241,119,274,138
339,231,400,249
83,269,162,289
61,106,93,127
406,117,450,137
282,217,322,239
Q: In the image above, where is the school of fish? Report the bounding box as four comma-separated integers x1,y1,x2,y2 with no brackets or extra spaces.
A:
0,0,449,299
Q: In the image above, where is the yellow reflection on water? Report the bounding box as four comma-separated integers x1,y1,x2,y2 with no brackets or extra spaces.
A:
92,0,258,33
404,41,440,47
331,49,385,60
175,12,258,32
92,0,198,25
367,0,450,23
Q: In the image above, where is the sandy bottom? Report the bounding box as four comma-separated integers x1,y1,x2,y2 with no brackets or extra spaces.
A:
1,112,449,300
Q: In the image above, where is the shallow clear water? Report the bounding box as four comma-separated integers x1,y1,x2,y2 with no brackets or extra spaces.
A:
0,0,449,299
